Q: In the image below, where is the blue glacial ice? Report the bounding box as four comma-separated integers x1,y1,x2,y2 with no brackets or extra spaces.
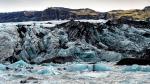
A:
0,64,6,70
66,63,112,72
123,64,150,72
8,60,30,69
36,65,59,75
66,64,91,72
94,63,112,71
8,60,59,75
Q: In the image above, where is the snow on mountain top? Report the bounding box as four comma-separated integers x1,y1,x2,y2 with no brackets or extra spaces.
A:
0,19,107,26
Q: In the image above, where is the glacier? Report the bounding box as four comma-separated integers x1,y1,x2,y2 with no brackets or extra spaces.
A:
0,20,150,83
0,20,150,63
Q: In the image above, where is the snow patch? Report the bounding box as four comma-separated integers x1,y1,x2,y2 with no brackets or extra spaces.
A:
78,72,110,78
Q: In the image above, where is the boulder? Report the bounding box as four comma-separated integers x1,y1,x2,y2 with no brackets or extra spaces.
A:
116,58,150,65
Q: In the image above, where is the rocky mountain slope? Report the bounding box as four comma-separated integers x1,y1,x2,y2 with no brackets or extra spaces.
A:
0,6,150,22
108,6,150,21
1,20,150,64
0,6,150,23
0,7,106,23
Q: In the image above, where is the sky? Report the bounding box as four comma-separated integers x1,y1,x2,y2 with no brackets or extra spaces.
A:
0,0,149,12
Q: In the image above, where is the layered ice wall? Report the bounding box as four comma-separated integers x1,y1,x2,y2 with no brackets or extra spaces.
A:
0,20,150,64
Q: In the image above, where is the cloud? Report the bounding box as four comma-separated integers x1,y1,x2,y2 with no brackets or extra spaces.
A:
0,0,149,12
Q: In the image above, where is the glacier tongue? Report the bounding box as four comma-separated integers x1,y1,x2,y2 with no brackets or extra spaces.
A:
0,20,150,84
0,20,150,63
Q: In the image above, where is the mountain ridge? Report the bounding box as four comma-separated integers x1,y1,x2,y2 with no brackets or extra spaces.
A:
0,6,150,22
0,7,105,22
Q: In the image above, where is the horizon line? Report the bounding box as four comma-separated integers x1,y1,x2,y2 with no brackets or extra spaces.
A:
0,6,148,13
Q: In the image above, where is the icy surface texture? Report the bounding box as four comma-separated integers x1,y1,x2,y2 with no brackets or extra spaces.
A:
94,63,112,71
36,66,59,75
1,60,59,77
66,64,92,72
0,24,18,62
66,63,112,72
0,20,150,63
0,64,6,70
123,64,150,72
0,62,150,84
8,60,30,69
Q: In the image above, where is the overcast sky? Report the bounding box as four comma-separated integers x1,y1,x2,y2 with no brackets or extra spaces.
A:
0,0,149,12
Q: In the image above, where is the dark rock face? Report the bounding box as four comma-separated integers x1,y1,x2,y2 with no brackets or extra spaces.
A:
146,17,150,22
118,19,150,28
0,11,42,22
35,32,45,38
141,49,150,59
57,20,104,45
144,6,150,11
41,7,73,20
117,16,132,25
116,58,150,65
111,16,150,28
16,25,27,38
4,56,18,63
